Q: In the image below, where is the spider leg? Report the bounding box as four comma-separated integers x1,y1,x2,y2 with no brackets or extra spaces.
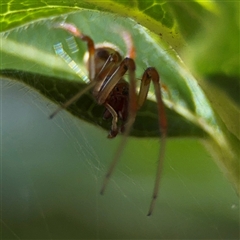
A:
93,53,120,98
138,67,167,216
121,30,135,59
100,57,138,194
56,23,95,81
49,81,95,119
96,58,136,105
104,103,118,138
50,23,123,119
49,23,97,118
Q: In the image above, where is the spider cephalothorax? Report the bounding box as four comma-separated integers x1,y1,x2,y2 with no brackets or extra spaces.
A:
86,45,129,138
51,22,167,216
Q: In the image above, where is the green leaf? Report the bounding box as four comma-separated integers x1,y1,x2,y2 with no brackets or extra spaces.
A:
182,2,240,194
1,0,238,204
1,0,185,50
1,69,204,138
0,10,213,139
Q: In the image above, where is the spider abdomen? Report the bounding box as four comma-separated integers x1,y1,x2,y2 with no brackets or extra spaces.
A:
103,80,129,134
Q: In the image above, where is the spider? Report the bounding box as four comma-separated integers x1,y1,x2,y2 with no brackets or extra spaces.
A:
50,22,167,216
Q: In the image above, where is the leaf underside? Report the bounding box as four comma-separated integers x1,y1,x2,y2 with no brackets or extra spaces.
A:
1,69,205,138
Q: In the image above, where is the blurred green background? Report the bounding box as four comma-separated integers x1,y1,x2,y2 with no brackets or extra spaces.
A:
1,77,239,239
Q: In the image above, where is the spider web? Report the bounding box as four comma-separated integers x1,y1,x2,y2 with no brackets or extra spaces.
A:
1,75,239,239
1,79,157,238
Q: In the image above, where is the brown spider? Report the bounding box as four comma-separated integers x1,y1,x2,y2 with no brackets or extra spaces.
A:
50,23,167,216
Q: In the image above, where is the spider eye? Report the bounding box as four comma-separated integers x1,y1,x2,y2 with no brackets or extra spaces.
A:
97,49,110,60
